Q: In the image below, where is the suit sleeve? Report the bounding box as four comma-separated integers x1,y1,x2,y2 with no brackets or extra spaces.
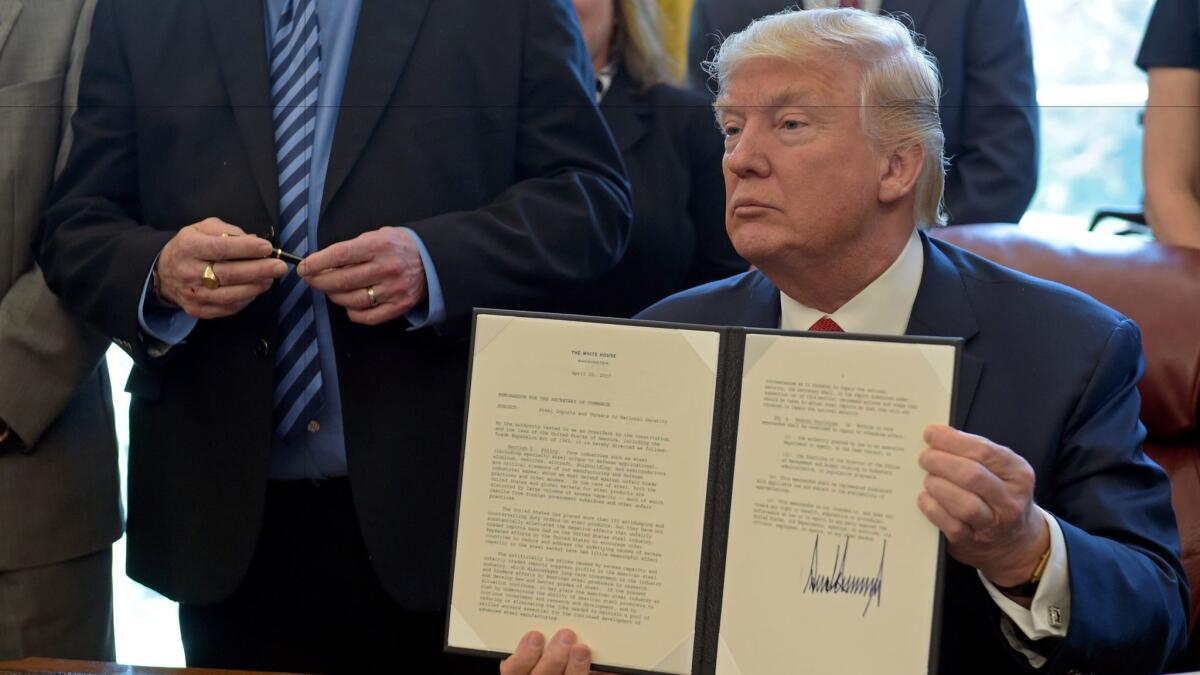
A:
406,0,631,328
943,0,1039,225
38,0,176,367
0,0,111,449
1040,319,1189,674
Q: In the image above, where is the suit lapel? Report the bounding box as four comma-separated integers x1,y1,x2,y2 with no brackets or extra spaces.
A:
0,0,23,61
600,69,650,153
320,0,432,220
906,232,983,429
202,0,278,229
883,0,933,30
741,271,783,329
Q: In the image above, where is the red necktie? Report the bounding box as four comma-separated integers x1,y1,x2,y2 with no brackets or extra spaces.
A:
839,0,861,7
809,316,844,332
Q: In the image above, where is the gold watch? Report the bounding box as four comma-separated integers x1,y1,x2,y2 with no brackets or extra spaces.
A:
994,546,1052,598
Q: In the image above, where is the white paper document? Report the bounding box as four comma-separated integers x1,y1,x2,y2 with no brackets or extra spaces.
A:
447,312,958,675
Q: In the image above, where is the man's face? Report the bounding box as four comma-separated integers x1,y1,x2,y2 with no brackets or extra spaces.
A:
717,57,884,268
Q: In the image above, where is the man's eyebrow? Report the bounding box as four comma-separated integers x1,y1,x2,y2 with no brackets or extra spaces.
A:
763,86,819,108
713,97,737,120
714,86,817,117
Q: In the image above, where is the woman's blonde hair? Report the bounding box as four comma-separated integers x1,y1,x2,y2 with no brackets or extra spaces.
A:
613,0,680,90
708,8,947,227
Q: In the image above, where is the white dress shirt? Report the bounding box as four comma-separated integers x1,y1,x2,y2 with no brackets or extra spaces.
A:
778,230,1069,666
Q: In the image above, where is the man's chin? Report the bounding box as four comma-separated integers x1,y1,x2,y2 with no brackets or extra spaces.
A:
729,231,782,266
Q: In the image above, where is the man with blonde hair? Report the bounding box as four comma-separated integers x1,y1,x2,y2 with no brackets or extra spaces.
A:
501,9,1187,675
688,0,1039,227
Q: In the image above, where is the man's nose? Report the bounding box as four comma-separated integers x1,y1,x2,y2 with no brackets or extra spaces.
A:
724,127,769,178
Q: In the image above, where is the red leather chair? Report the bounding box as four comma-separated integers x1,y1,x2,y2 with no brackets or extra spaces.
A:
931,224,1200,663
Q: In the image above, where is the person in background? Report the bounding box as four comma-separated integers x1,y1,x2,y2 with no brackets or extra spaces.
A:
37,0,629,671
1137,0,1200,249
572,0,744,318
504,8,1188,675
0,0,122,661
688,0,1039,226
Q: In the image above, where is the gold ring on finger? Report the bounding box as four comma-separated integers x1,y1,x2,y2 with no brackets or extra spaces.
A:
201,263,221,290
366,285,378,308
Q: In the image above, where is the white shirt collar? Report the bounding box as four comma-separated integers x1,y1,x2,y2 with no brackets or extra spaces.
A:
801,0,884,13
779,229,924,335
595,61,618,103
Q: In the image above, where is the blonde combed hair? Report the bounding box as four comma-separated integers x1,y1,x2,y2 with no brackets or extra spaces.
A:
615,0,680,90
707,8,947,227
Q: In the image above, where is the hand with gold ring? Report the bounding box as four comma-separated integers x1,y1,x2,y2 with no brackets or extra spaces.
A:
155,217,289,319
299,226,428,326
202,263,221,290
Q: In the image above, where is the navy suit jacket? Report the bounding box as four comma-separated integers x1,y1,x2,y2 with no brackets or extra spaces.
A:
637,234,1188,674
687,0,1039,225
39,0,630,611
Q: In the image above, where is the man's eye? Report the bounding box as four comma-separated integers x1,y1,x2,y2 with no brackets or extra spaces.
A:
723,125,741,137
782,119,804,130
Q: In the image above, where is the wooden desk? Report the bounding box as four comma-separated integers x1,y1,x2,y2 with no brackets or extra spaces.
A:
0,659,299,675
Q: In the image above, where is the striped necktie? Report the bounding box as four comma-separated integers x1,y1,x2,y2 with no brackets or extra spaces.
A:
271,0,323,440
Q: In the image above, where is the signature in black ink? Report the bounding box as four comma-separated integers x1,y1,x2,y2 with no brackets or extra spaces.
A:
803,533,886,617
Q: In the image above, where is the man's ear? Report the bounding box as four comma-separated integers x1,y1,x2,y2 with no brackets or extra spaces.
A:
878,143,925,205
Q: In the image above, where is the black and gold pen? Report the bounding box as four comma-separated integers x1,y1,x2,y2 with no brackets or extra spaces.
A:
220,232,303,265
270,248,303,265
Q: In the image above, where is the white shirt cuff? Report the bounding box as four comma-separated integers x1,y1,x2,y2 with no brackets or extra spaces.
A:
978,507,1070,667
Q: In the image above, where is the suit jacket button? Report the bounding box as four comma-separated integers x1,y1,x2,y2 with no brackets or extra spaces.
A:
254,338,270,359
